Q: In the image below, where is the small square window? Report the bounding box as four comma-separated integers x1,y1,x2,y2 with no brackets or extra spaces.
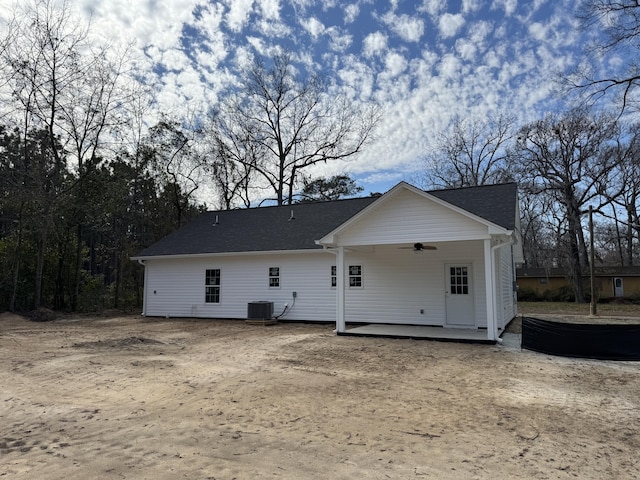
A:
269,267,280,288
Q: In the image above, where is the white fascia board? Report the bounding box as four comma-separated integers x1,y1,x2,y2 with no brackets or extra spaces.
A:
130,249,329,262
317,181,509,245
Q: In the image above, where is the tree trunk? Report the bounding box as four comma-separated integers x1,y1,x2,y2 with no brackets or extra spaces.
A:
9,220,24,312
628,208,635,266
71,223,83,311
113,250,120,309
34,226,48,310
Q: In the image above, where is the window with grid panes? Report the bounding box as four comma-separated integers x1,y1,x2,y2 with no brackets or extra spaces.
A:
349,265,362,287
269,267,280,287
205,269,220,303
449,266,468,294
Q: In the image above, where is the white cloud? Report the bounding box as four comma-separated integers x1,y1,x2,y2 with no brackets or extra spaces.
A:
246,36,268,56
344,3,359,23
528,22,547,42
225,0,254,32
468,20,493,47
336,55,375,100
438,54,462,79
301,16,325,38
0,0,600,195
363,31,388,58
492,0,517,16
257,0,280,20
384,51,408,77
328,29,353,52
438,13,465,38
419,0,446,17
383,13,425,42
455,38,477,62
462,0,483,14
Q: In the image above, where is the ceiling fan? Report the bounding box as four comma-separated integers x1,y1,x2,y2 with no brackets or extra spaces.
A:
398,242,437,251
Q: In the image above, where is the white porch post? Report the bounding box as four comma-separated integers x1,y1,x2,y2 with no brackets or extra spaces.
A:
484,239,497,341
336,246,346,333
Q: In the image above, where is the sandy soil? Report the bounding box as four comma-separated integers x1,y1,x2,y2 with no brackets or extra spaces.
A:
1,312,639,480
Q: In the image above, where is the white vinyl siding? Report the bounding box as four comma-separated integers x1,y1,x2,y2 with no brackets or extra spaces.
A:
498,246,516,328
341,240,487,327
142,240,489,326
335,189,490,246
143,252,337,321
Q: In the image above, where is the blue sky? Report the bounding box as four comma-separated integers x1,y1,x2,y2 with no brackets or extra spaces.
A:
2,0,615,196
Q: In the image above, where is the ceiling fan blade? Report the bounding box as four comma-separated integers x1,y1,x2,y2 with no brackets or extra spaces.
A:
397,243,437,251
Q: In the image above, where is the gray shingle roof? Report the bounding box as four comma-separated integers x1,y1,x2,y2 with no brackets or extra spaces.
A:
134,182,518,258
428,182,518,230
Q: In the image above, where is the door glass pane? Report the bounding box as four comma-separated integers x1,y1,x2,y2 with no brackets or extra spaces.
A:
450,266,469,295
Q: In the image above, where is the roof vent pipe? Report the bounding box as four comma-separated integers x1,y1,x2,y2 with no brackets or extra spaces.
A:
213,215,219,225
288,210,295,221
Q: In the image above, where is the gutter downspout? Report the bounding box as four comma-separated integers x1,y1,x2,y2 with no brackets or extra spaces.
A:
137,259,147,317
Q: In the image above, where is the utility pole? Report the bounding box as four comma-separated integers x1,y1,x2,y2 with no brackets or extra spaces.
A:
589,205,597,316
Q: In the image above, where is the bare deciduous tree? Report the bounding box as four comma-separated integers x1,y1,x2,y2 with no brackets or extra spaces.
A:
514,107,619,302
421,114,515,189
572,0,640,113
147,119,204,228
207,52,380,206
596,125,640,265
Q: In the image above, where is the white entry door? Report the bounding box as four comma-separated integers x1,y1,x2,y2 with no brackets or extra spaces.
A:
614,277,624,297
445,264,475,326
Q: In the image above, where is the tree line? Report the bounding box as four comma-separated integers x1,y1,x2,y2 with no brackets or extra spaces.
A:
421,108,639,303
1,0,638,311
0,0,378,312
420,1,640,302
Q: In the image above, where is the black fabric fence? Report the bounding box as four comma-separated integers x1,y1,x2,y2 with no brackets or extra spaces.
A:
522,317,640,361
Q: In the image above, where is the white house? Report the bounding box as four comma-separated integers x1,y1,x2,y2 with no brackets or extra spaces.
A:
132,182,523,342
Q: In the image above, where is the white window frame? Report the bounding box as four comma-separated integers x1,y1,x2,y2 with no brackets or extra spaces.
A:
348,265,363,288
205,269,221,303
269,267,280,288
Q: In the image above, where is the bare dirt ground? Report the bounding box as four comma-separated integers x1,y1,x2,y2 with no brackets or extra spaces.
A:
1,312,639,480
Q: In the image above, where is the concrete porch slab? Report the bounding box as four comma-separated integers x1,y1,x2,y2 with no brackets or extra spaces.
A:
340,324,496,344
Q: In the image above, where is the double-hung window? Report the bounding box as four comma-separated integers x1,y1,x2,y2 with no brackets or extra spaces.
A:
331,266,337,287
269,267,280,288
348,265,363,287
205,269,220,303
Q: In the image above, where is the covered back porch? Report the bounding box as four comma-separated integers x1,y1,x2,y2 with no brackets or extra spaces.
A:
316,183,519,343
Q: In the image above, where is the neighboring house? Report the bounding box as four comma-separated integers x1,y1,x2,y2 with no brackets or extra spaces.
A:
132,182,523,342
517,266,640,299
